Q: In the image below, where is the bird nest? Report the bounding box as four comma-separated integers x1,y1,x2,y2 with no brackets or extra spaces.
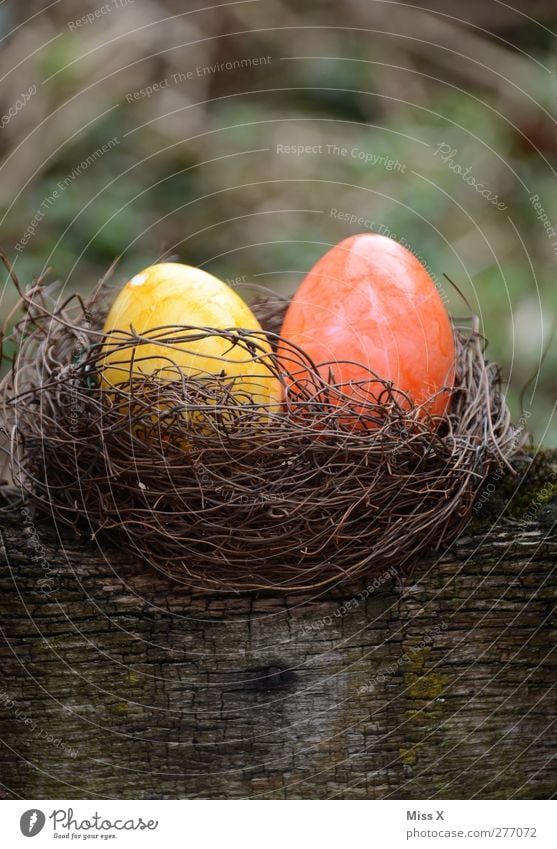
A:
0,264,521,594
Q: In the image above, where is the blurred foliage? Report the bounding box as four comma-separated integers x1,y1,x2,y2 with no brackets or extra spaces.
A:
1,0,556,444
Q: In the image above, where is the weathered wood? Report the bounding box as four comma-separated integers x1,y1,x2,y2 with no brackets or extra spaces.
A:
0,451,556,799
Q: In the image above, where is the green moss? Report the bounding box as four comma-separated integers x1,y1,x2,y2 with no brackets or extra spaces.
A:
404,646,431,673
470,449,557,526
405,671,448,701
400,745,419,765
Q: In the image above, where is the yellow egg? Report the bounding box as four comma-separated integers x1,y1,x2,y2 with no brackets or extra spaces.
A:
100,263,280,409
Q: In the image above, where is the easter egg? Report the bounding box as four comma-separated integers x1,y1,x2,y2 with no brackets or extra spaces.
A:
100,263,279,408
279,234,455,419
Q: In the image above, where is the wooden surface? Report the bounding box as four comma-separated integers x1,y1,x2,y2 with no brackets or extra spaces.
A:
0,452,556,800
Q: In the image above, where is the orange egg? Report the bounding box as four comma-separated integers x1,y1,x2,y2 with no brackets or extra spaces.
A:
279,234,455,420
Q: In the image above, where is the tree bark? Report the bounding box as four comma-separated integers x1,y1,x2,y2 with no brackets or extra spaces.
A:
0,451,556,800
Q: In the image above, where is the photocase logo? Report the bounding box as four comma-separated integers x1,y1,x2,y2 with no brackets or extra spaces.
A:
20,809,46,837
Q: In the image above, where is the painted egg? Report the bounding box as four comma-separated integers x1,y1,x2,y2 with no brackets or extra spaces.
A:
279,234,455,419
101,263,279,407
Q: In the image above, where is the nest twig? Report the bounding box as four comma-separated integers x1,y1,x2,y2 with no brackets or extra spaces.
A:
0,266,522,594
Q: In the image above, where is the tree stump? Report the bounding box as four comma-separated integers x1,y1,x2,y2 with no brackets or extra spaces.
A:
0,451,556,800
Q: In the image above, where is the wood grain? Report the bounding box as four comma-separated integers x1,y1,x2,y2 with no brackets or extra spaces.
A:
0,452,555,799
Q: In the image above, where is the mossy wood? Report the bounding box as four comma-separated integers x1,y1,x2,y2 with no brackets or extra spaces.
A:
0,451,555,800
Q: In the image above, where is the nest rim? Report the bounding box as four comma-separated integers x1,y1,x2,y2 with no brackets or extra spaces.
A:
0,266,522,595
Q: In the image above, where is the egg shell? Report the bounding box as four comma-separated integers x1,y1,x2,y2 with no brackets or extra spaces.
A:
101,263,279,407
279,234,455,417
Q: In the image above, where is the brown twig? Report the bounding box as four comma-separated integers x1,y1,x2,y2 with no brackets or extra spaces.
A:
0,271,523,594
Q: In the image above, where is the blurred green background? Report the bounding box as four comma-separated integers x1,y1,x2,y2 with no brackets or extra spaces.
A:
1,0,556,443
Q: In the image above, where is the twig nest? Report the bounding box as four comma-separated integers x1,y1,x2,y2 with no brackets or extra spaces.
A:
0,272,521,594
